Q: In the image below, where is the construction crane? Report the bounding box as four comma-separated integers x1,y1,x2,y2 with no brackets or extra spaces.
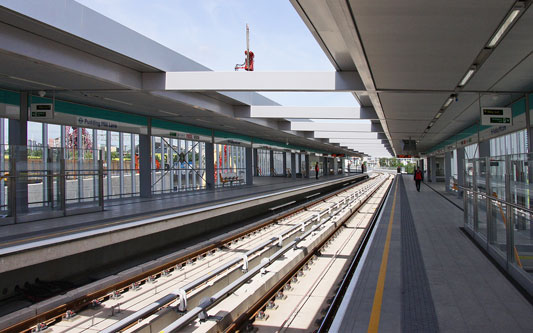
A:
235,24,254,71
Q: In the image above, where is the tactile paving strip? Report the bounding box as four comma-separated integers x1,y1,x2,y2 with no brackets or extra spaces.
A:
399,177,439,332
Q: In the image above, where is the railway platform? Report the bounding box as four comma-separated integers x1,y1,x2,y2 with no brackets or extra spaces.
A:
331,174,532,332
0,174,363,251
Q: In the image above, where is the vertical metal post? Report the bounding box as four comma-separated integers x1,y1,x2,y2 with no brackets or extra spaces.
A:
92,129,97,199
291,153,296,179
178,139,182,190
8,148,16,220
43,123,48,205
10,92,29,213
486,156,493,246
283,152,287,177
98,150,104,210
61,125,66,159
525,93,531,153
504,155,514,266
456,147,465,198
185,140,190,189
161,137,166,192
139,132,152,198
305,154,310,178
169,138,174,191
246,146,253,185
444,151,452,191
77,126,83,202
131,133,136,195
46,148,53,208
253,148,258,176
473,159,478,232
193,141,197,189
199,141,204,188
119,132,124,197
0,119,5,211
269,150,276,177
106,131,112,198
60,156,66,216
205,141,215,189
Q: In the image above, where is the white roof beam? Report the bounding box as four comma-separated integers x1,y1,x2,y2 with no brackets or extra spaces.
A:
329,138,389,145
143,71,365,92
238,106,377,119
314,131,386,139
289,121,383,132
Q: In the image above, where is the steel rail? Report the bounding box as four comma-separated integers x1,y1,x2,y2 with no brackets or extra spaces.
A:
163,176,389,332
2,175,371,333
317,176,393,332
103,179,382,333
223,176,389,333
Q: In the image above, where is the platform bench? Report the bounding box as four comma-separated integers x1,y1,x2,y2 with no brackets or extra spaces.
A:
219,172,241,186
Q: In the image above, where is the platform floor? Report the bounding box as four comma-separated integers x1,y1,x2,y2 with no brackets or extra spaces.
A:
332,174,532,332
0,173,361,250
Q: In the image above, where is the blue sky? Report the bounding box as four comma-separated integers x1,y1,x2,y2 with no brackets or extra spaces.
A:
74,0,359,107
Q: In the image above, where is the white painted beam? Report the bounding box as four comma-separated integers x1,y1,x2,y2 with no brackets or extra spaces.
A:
313,131,384,139
144,71,364,92
329,138,389,144
289,121,385,132
241,106,377,119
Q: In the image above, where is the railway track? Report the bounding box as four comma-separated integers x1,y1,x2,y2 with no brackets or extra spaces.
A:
1,173,391,333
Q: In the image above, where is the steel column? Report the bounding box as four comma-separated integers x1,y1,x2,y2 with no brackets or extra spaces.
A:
444,151,451,192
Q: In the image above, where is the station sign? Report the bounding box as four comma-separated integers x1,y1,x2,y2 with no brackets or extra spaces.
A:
152,127,211,143
29,103,54,120
481,107,512,126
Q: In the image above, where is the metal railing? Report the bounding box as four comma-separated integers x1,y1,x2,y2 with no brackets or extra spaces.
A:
0,145,104,224
462,153,533,297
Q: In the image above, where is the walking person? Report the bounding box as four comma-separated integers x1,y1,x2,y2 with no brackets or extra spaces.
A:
315,162,319,180
414,166,423,192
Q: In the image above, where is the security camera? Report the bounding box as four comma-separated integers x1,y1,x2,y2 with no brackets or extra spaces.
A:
38,90,46,97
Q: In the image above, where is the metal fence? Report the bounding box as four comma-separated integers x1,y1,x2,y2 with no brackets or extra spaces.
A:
463,152,533,296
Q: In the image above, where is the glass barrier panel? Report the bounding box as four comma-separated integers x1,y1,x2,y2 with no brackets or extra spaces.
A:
509,153,532,276
464,158,475,229
475,158,487,236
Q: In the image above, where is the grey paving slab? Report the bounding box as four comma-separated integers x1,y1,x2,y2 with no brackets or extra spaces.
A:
404,175,532,332
334,174,531,333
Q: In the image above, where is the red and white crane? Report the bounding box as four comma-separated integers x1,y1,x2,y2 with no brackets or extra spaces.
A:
235,24,254,71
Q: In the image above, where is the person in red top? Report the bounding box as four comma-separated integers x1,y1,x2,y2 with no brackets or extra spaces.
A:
315,162,319,179
414,166,423,192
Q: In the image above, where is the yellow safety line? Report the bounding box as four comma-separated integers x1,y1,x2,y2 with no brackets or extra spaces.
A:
368,178,398,332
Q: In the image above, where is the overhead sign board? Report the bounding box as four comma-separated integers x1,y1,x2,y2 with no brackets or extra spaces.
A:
481,107,512,126
29,103,54,120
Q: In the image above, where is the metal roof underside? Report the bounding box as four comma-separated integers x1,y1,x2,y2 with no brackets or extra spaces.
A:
291,0,533,154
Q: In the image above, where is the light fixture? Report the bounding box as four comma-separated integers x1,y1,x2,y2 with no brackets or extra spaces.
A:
194,118,211,123
435,112,442,119
103,97,133,106
458,67,476,87
429,121,435,127
443,96,453,108
487,8,521,48
8,76,57,88
158,109,175,116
